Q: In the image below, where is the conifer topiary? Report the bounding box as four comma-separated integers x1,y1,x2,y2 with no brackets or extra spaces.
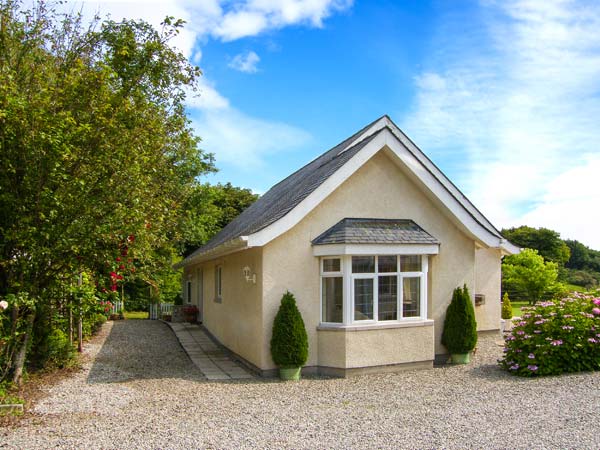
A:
270,291,308,368
441,284,478,355
501,292,513,320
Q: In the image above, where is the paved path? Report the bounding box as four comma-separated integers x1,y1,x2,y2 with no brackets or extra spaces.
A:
166,322,253,380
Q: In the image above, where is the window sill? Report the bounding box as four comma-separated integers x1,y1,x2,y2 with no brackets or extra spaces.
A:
214,297,222,304
317,319,434,332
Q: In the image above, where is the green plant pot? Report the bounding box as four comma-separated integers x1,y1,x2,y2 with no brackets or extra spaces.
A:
279,367,301,381
451,353,471,364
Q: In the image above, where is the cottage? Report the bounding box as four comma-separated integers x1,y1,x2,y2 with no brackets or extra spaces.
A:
176,115,518,376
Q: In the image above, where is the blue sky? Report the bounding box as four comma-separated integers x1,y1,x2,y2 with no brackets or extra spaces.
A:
67,1,600,250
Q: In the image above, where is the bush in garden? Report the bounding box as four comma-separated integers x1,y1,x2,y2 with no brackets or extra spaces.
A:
501,292,513,320
270,291,308,368
500,291,600,376
45,329,76,369
441,285,478,354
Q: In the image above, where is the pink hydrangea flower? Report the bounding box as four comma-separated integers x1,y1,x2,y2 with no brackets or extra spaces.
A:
592,308,600,316
527,365,538,371
0,300,8,310
550,340,563,346
528,353,535,359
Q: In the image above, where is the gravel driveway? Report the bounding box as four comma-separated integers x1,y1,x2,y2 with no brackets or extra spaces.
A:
2,320,600,449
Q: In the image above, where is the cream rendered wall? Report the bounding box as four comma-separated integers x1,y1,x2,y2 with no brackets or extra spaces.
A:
261,149,480,370
184,247,263,368
474,247,502,331
318,324,434,368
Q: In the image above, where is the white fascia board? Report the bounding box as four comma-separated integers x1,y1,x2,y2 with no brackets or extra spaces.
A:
338,116,391,155
247,127,506,250
385,122,502,240
381,134,502,248
247,131,389,247
313,243,440,256
500,240,521,256
174,237,248,269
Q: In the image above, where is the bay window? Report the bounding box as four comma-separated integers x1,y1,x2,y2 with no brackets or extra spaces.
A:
320,254,428,325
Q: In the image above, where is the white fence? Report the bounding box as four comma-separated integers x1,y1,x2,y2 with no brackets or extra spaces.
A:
111,300,123,315
149,303,174,320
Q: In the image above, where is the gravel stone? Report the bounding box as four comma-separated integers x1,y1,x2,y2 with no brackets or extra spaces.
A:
2,320,600,449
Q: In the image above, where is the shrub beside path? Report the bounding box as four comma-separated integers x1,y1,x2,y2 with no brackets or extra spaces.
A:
2,320,600,449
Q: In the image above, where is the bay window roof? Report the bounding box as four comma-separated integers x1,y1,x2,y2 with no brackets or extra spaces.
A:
312,218,440,246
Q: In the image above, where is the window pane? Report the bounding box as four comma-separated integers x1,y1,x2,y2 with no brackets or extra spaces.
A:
322,277,343,323
354,278,374,320
378,276,397,320
378,255,397,273
352,256,375,273
401,255,421,272
323,258,341,273
403,277,421,317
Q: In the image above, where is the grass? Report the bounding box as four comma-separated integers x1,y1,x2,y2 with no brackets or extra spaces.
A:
511,301,529,318
124,311,148,320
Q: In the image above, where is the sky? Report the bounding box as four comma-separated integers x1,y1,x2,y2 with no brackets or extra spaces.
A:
62,0,600,250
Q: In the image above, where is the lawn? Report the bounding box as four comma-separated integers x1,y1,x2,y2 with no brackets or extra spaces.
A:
511,301,528,318
124,311,148,320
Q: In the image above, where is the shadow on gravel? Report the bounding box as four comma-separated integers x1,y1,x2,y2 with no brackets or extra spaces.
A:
87,320,207,384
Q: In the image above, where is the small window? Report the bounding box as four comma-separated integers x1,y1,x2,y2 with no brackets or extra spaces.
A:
401,255,421,272
378,275,397,320
214,265,223,302
352,256,375,273
322,277,343,323
402,277,420,317
378,255,397,273
323,258,341,273
186,280,192,304
354,278,374,320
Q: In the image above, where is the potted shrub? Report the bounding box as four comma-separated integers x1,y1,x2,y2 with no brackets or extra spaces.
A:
270,291,308,380
441,285,478,364
182,305,199,323
501,292,513,332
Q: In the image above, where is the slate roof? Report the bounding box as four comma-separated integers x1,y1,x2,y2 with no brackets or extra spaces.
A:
311,218,440,246
179,114,514,267
181,117,385,263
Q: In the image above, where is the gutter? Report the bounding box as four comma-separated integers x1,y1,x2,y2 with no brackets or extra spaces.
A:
173,236,249,269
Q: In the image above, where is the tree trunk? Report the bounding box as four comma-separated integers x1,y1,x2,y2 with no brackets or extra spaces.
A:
12,310,36,386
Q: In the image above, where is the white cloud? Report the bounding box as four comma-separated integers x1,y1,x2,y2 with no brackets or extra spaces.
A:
185,79,230,110
61,0,350,175
520,157,600,250
212,0,353,41
228,51,261,73
192,108,312,169
403,0,600,249
60,1,199,57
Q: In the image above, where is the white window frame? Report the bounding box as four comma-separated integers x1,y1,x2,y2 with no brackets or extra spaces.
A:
320,257,344,324
186,279,192,304
214,265,223,303
319,254,429,327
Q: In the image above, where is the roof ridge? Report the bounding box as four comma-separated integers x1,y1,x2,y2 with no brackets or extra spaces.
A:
266,115,387,192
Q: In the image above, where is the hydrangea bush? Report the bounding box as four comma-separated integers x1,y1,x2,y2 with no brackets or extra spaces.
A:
500,291,600,376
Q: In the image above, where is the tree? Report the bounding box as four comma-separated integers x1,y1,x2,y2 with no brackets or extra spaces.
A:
502,249,561,305
0,1,214,382
564,240,591,270
270,291,308,369
180,183,258,256
441,285,478,358
502,226,571,266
